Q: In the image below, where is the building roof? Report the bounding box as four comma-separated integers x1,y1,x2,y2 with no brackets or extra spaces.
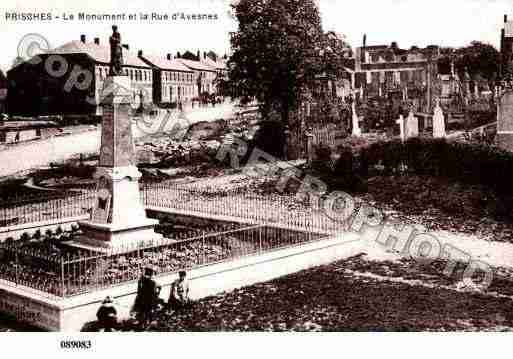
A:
201,57,227,71
140,55,192,72
47,40,150,68
177,58,217,72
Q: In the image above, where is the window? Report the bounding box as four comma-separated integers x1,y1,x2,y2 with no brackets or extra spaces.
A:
130,70,134,80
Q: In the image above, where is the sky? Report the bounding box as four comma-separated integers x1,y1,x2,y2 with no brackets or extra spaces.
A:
0,0,511,73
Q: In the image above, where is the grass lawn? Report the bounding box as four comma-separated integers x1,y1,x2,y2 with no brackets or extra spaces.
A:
140,255,513,332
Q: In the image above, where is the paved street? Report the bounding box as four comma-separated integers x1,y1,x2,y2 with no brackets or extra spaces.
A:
0,103,236,178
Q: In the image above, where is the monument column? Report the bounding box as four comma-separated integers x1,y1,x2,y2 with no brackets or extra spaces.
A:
77,26,161,251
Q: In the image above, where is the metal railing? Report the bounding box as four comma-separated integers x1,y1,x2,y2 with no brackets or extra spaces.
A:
142,182,349,235
0,225,328,298
0,190,95,228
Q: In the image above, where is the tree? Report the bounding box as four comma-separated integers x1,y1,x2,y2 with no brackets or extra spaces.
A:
221,0,325,126
437,42,501,84
181,51,199,61
320,31,352,79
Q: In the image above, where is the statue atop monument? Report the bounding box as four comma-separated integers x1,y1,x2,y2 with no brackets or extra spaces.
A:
109,25,123,76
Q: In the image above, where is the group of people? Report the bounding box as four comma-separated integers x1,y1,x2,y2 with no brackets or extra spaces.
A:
95,267,191,331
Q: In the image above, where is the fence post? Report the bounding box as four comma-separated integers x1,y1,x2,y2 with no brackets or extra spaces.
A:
202,231,206,265
61,257,65,297
15,250,19,286
259,226,262,253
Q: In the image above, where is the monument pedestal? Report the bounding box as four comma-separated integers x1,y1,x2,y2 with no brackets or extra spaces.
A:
74,76,162,252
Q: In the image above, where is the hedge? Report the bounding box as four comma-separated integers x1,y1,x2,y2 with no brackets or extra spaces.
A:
352,138,513,196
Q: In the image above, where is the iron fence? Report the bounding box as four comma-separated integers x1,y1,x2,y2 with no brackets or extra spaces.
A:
0,181,349,235
142,182,350,234
0,224,327,298
0,190,95,228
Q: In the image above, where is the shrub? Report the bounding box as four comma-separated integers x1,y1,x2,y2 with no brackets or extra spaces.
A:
358,138,513,196
32,229,42,240
20,232,30,242
312,145,332,172
333,146,354,176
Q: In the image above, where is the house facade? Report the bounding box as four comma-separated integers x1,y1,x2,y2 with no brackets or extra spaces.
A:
7,35,152,118
176,58,218,96
139,52,195,105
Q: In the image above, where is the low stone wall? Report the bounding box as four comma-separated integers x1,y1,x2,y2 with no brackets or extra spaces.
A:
0,232,361,331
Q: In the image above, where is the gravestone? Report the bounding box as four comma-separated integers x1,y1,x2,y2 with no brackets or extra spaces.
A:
351,100,361,137
405,110,419,138
497,90,513,152
432,99,446,138
395,115,405,142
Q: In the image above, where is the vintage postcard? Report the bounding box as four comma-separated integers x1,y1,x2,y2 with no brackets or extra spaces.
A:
0,0,512,356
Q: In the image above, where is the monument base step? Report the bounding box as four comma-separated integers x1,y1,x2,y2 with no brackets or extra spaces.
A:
74,218,163,253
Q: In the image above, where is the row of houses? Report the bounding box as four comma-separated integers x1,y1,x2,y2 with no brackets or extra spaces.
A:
6,34,227,117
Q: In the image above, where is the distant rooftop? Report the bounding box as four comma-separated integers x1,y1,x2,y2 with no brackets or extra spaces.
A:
47,40,150,68
177,58,217,72
140,54,193,72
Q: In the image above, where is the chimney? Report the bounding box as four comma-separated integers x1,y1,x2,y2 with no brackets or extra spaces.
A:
94,37,100,45
80,34,86,43
122,44,129,51
138,50,143,57
167,53,172,60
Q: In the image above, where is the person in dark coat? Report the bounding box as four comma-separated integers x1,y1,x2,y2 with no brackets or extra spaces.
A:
96,296,118,332
133,266,161,326
167,270,190,313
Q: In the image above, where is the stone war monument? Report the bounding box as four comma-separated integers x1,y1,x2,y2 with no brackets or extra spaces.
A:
432,98,446,138
77,26,161,251
497,89,513,151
